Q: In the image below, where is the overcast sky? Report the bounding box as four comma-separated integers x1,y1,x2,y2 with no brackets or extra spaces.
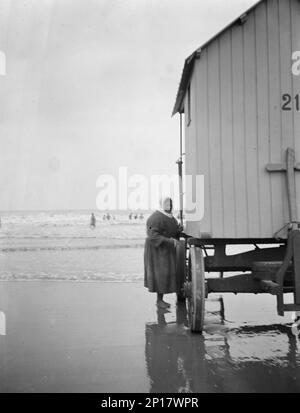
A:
0,0,258,211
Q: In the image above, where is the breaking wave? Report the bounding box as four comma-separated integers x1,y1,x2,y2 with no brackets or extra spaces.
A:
1,243,144,253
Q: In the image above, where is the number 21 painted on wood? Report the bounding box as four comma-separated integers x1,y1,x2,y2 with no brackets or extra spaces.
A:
282,94,299,111
281,52,300,112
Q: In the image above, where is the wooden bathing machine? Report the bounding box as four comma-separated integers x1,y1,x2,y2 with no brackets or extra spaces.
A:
173,0,300,332
173,0,300,240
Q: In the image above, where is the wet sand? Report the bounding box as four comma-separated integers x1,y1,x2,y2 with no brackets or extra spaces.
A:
0,281,300,393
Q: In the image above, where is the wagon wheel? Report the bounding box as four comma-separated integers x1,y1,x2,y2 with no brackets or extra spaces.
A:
176,240,187,302
188,246,206,333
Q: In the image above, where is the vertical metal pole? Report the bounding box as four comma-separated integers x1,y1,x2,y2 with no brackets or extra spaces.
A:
180,112,183,160
177,113,184,226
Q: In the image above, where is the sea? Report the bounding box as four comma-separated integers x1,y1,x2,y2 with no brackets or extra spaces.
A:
0,210,281,283
0,210,149,282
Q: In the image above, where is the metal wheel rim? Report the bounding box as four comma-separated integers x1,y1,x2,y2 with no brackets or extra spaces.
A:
189,246,205,333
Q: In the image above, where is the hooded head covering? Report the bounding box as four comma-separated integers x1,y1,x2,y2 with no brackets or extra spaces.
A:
159,197,173,218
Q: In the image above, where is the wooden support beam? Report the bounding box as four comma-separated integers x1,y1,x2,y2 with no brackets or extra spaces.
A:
207,274,263,294
266,148,299,225
259,280,280,295
286,148,298,222
292,230,300,305
275,232,293,316
253,261,283,280
284,304,300,312
205,246,286,272
266,163,300,172
252,261,293,282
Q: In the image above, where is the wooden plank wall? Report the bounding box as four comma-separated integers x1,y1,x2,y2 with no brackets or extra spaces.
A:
292,0,300,213
185,0,300,239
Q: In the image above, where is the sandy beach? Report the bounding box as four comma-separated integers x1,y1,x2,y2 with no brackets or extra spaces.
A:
0,280,300,393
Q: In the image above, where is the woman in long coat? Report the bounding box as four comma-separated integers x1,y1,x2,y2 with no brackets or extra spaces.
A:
144,197,182,308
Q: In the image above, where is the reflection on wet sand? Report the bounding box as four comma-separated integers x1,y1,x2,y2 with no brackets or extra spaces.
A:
1,282,300,392
145,298,300,393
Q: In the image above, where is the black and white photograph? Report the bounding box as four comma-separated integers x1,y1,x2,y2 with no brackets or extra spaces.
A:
0,0,300,398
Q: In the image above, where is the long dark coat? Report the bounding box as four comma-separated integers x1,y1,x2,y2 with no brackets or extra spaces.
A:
144,211,181,294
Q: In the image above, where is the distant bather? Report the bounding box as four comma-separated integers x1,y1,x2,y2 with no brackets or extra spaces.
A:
90,213,96,228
